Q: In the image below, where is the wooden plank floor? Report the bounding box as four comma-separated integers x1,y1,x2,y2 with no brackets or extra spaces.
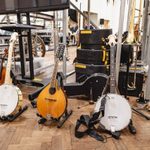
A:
0,47,150,150
0,85,149,150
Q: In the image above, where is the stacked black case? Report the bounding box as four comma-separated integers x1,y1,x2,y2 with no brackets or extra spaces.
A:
75,29,112,82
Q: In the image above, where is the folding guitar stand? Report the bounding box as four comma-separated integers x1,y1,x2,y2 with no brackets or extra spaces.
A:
0,105,28,122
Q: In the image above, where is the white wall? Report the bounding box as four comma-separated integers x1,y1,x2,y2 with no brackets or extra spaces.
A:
71,0,142,34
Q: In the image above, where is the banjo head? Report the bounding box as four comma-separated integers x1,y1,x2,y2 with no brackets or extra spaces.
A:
0,85,19,117
94,93,132,131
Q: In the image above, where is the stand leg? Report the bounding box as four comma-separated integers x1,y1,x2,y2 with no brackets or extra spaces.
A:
111,131,121,139
128,119,136,134
38,118,47,124
31,101,37,108
132,107,150,120
57,110,73,128
7,105,28,122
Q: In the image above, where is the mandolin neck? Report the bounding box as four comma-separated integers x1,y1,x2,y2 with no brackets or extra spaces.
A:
4,41,14,85
50,59,59,88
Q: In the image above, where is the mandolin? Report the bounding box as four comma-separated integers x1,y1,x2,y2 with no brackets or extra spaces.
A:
37,44,66,119
0,32,23,117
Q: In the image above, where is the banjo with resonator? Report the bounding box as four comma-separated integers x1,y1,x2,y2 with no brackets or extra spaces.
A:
0,32,23,118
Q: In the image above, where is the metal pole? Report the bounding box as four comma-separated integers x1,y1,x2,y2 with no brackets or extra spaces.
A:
79,2,81,29
26,12,34,79
141,0,149,63
126,0,132,31
63,10,68,83
145,0,150,100
17,13,25,78
116,0,126,86
87,0,90,29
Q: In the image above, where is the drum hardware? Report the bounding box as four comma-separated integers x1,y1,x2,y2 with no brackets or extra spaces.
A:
36,44,72,128
0,32,28,122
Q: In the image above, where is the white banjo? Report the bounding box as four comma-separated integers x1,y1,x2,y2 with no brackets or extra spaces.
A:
94,35,132,133
0,32,22,117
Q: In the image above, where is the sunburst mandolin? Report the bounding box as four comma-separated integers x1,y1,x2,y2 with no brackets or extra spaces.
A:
37,44,67,119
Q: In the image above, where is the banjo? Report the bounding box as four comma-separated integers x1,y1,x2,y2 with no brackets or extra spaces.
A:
0,32,22,118
94,35,132,133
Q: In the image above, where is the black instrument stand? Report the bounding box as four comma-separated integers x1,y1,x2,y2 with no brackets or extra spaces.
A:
0,105,28,122
123,44,149,120
37,109,73,128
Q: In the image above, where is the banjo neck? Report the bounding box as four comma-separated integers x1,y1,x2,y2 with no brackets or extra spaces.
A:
110,45,116,93
4,32,18,85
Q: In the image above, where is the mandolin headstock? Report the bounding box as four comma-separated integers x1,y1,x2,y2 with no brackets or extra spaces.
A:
56,44,65,61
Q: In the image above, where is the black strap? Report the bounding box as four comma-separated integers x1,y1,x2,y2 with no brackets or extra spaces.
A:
75,115,104,141
75,95,107,141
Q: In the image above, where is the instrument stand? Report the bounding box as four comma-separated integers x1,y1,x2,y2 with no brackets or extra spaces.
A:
37,109,73,128
0,105,28,122
123,45,149,120
136,91,148,104
128,119,137,134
